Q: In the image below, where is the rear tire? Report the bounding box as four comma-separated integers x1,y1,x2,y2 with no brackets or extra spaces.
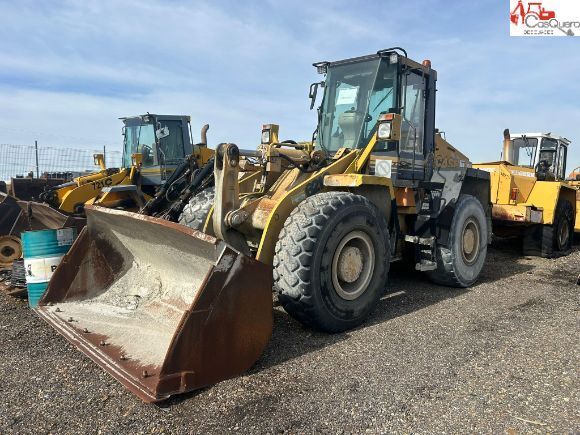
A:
178,187,215,231
554,200,574,252
523,199,573,257
427,194,488,288
274,191,390,332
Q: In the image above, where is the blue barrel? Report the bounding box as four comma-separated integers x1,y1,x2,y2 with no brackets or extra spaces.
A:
22,228,77,307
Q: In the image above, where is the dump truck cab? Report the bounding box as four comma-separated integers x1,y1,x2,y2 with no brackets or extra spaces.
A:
508,132,570,181
121,114,194,187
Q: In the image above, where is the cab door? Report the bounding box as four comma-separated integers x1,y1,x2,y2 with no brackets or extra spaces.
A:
555,142,567,180
398,70,426,181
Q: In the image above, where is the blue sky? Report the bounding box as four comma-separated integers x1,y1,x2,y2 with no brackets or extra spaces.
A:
0,0,578,170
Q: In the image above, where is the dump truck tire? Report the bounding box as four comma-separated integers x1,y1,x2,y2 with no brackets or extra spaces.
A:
428,194,487,288
524,199,573,257
274,191,389,333
178,187,215,231
553,199,574,252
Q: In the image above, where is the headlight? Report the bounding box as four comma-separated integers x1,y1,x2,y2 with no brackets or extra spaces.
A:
377,122,392,140
261,129,270,144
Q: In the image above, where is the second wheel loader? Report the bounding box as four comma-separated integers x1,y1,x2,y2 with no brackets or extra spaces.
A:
40,114,212,215
35,49,491,402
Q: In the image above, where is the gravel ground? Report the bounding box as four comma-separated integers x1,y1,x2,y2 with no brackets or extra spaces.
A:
1,243,578,433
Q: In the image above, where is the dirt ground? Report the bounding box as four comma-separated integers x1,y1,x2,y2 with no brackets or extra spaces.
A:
0,242,578,434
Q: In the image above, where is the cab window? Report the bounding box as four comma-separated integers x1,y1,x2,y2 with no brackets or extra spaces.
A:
157,120,185,164
539,138,558,171
556,144,567,179
123,124,156,167
400,71,425,155
512,137,537,167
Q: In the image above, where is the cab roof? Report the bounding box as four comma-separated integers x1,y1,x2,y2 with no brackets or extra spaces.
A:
510,132,571,145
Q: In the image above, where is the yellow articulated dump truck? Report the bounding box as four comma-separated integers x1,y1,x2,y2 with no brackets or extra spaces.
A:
474,130,576,257
35,48,492,402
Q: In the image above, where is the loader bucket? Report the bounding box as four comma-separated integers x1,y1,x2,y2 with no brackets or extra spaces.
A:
1,192,85,238
35,205,273,402
0,192,25,237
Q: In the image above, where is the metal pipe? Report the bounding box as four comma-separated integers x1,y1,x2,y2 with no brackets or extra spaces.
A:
238,149,261,158
502,129,514,164
200,124,209,145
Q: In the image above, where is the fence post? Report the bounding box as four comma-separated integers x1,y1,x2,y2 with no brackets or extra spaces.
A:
103,145,106,167
35,140,39,178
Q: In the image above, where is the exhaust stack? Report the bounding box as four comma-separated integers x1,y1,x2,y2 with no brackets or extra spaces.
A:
503,128,514,164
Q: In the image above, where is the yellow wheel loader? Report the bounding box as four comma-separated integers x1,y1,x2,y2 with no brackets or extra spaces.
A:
40,114,213,215
35,49,491,402
474,130,577,257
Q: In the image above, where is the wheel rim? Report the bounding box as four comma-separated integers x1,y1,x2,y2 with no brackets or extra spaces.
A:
461,218,480,265
557,219,570,250
0,236,22,267
331,230,375,301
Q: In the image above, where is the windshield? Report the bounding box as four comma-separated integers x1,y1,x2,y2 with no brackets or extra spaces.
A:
512,137,538,167
123,124,156,167
317,58,398,153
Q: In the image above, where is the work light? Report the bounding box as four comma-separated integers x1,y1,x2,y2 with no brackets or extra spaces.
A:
261,127,270,144
377,122,392,140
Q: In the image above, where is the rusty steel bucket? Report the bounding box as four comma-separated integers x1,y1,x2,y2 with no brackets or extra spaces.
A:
1,192,85,238
0,192,26,237
35,205,273,402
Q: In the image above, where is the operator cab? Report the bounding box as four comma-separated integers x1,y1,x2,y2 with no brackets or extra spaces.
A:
312,48,436,187
511,133,570,181
121,114,194,186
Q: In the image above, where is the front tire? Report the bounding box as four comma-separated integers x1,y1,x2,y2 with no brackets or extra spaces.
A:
274,191,390,332
178,187,215,231
428,194,488,288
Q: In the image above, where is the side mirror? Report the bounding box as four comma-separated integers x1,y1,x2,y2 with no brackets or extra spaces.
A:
309,81,324,110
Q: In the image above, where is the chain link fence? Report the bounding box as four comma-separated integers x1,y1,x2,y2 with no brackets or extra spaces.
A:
0,143,123,182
